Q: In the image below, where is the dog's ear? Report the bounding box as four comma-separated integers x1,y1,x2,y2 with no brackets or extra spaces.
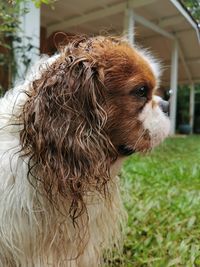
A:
20,51,117,221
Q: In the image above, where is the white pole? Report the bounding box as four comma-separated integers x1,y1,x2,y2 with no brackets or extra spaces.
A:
15,1,40,84
169,41,179,135
189,84,195,133
123,6,135,45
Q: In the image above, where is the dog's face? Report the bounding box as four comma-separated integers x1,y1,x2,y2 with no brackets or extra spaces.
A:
80,37,170,155
20,36,170,220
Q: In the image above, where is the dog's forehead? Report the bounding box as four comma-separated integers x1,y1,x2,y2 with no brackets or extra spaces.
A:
114,44,153,68
129,48,157,89
62,37,158,90
101,44,157,90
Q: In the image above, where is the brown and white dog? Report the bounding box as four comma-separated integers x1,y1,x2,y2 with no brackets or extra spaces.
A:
0,36,170,267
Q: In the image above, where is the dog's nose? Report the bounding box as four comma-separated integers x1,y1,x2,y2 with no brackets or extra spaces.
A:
158,99,169,114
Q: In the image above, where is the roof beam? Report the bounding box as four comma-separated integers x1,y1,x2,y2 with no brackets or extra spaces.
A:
137,28,195,41
170,0,197,30
47,5,123,35
176,38,193,84
179,79,200,84
132,12,175,39
159,15,184,27
128,0,156,9
186,58,200,64
170,0,200,43
163,57,200,66
47,0,156,34
162,79,200,86
48,1,175,40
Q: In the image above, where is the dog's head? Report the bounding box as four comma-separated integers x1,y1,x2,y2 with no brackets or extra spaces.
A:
20,36,170,219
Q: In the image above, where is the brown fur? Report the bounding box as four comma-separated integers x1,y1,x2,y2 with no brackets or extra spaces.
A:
20,36,156,224
12,36,163,265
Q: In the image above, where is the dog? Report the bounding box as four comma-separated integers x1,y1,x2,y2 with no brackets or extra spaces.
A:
0,36,170,267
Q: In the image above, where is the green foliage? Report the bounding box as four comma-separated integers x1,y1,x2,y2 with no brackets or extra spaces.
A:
110,136,200,266
8,0,55,8
177,86,190,125
176,84,200,131
0,0,55,94
32,0,56,8
0,1,30,92
194,85,200,132
0,2,21,38
181,0,200,23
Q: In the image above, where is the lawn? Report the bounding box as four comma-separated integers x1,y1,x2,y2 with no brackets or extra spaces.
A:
112,136,200,267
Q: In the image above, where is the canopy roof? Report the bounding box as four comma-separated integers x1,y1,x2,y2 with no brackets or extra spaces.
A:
41,0,200,86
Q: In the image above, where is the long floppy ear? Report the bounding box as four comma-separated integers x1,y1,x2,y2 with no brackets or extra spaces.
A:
20,48,117,221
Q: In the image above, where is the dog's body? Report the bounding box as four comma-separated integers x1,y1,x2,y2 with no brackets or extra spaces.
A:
0,36,170,266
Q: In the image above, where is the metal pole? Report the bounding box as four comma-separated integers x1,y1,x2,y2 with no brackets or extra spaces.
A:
169,41,179,135
189,83,195,133
123,5,135,45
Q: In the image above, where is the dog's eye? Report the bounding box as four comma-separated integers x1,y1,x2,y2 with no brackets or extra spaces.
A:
130,85,149,99
135,86,148,98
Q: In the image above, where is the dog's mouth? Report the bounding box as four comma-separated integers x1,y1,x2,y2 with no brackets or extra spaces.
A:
116,128,153,156
117,145,136,156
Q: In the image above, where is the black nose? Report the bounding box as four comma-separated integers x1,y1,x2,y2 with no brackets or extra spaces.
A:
158,99,169,114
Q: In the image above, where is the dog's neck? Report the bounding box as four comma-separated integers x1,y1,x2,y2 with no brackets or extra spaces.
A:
110,157,125,178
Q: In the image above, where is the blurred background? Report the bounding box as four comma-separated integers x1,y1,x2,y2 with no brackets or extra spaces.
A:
0,0,200,135
0,1,200,266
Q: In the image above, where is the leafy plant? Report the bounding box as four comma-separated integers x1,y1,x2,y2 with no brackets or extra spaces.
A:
0,0,55,95
177,85,190,125
32,0,56,8
181,0,200,23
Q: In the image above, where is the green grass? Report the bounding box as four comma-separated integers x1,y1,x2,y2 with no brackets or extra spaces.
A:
117,136,200,267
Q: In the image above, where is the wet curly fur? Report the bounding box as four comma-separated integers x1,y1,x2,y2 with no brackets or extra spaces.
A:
0,36,170,266
20,42,117,223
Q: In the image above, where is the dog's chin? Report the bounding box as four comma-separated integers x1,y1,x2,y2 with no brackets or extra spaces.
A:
117,113,170,157
139,103,171,149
